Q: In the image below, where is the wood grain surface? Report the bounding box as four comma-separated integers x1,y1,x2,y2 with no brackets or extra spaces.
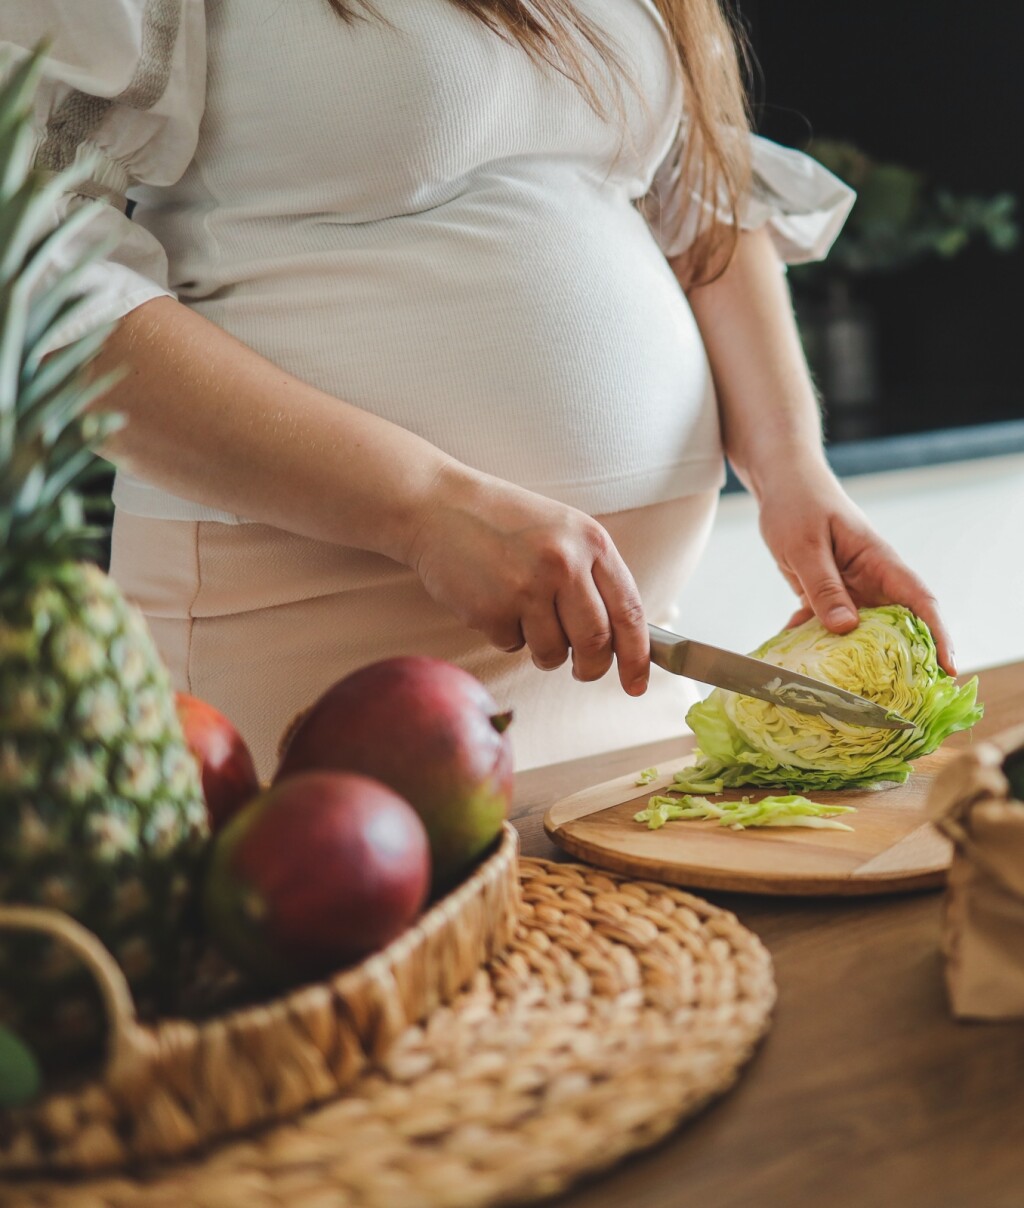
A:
510,660,1024,1208
544,746,957,895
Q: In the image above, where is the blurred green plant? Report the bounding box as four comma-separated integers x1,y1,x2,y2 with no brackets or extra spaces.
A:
791,138,1020,282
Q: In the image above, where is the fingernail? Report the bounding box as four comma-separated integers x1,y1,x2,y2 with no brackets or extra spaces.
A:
827,606,857,627
629,675,648,697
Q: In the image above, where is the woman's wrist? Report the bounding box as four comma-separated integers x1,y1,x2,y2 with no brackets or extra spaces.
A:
682,228,835,505
395,457,470,568
401,460,519,571
728,427,832,503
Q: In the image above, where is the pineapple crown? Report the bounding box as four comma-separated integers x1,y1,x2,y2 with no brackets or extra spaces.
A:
0,45,123,590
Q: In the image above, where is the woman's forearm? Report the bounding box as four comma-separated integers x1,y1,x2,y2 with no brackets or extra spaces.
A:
87,295,652,690
88,296,452,561
676,227,828,498
676,227,956,672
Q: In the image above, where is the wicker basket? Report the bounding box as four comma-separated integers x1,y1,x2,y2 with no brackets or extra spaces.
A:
0,822,520,1175
3,857,776,1208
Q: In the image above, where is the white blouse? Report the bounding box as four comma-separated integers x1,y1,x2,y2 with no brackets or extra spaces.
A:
6,0,854,523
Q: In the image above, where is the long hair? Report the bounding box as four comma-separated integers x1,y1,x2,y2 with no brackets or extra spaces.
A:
324,0,752,286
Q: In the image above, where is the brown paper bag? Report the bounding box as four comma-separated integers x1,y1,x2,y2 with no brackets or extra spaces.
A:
928,724,1024,1020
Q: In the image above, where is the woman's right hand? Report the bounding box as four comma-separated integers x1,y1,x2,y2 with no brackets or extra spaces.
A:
406,463,650,696
87,292,649,692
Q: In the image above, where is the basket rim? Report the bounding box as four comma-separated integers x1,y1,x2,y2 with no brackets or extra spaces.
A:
171,820,519,1037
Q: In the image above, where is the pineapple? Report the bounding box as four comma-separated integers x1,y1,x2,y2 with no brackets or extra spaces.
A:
0,49,209,1067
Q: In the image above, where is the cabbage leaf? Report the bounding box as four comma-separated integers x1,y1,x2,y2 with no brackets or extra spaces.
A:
673,606,982,792
635,792,857,831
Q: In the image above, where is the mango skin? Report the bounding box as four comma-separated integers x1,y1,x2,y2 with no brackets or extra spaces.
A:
176,692,261,832
274,657,514,893
204,771,431,984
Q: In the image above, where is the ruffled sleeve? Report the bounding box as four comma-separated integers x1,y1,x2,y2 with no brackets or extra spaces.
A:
2,0,205,349
644,127,856,266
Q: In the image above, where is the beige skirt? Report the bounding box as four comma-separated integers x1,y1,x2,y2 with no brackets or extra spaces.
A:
109,491,718,781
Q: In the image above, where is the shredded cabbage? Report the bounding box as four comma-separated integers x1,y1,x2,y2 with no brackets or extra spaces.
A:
635,793,857,832
673,606,983,792
634,767,659,786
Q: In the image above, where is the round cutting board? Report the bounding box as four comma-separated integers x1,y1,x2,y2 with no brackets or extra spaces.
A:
543,747,957,895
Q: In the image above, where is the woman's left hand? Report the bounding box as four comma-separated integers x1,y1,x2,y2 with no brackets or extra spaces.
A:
680,226,955,676
755,457,957,677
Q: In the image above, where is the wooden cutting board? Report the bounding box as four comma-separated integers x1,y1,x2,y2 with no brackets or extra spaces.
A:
543,746,958,896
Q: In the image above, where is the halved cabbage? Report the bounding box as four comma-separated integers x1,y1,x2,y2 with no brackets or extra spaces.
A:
673,605,983,793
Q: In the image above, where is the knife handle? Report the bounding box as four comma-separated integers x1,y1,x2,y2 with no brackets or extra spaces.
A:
647,624,689,675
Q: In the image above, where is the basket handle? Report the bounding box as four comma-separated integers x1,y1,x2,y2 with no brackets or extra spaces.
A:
0,905,157,1093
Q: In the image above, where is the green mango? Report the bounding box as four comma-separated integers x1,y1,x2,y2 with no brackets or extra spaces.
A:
0,1024,42,1108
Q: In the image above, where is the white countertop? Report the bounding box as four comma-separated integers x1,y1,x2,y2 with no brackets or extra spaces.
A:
678,449,1024,676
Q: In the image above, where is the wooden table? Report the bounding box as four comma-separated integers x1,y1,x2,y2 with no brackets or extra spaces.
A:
510,660,1024,1208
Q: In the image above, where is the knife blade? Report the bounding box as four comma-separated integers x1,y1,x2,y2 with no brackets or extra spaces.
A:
647,624,915,730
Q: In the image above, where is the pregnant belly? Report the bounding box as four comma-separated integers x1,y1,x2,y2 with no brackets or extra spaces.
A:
188,177,723,511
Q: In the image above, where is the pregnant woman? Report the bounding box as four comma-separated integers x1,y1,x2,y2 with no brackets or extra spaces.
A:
8,0,954,778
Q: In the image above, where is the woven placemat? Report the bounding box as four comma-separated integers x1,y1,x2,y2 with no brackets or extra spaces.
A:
4,858,776,1208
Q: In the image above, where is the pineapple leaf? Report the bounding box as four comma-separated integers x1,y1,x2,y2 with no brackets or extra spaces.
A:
0,120,36,207
18,197,113,353
0,43,123,579
24,293,99,373
19,493,86,547
0,180,106,442
19,365,123,447
1,302,113,465
1,510,96,572
27,443,100,510
38,401,120,464
20,322,114,416
10,453,46,516
21,412,123,507
0,169,102,286
23,293,96,374
0,48,46,153
22,277,112,379
0,282,28,460
0,176,51,282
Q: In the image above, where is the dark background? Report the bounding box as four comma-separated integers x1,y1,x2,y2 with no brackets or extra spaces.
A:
736,0,1023,440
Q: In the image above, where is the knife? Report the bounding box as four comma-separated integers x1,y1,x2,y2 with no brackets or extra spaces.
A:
647,623,915,730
